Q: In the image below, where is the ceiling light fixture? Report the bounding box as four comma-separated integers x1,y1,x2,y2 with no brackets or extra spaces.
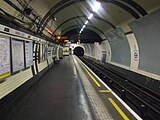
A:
57,36,61,39
88,13,93,19
79,27,84,34
52,16,57,21
79,1,102,35
92,1,101,13
85,20,89,25
82,25,86,29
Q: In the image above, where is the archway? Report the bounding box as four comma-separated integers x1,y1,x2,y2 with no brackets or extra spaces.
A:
73,47,84,56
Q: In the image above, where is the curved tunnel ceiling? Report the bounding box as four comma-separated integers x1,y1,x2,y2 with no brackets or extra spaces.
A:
53,15,116,34
39,0,147,31
1,0,159,43
62,25,105,37
63,28,103,43
34,0,157,43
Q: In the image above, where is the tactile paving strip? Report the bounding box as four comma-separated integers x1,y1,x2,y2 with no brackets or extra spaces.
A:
74,56,114,120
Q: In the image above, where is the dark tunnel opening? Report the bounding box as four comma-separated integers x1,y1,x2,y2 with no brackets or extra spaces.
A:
73,47,84,56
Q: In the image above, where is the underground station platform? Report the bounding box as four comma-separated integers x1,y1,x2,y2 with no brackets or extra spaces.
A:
1,56,142,120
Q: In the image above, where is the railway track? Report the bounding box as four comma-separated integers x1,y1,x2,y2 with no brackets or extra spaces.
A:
79,56,160,120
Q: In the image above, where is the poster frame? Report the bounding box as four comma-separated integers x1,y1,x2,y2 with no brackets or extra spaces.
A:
11,38,25,73
24,41,33,68
0,35,11,81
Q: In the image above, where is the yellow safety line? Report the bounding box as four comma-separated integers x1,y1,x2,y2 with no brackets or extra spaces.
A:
99,90,112,93
0,71,10,79
80,63,101,87
108,98,129,120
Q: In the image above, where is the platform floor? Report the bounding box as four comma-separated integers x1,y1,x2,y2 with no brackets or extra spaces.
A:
3,55,141,120
4,56,93,120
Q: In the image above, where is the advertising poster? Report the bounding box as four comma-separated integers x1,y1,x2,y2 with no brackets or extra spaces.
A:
12,39,25,72
38,44,43,63
25,42,33,67
0,36,11,79
43,44,48,60
48,46,52,56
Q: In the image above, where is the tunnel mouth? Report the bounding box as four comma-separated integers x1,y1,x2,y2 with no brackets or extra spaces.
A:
73,47,84,56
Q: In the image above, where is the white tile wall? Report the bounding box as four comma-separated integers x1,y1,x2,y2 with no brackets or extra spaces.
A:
0,68,33,99
48,56,53,65
38,61,48,72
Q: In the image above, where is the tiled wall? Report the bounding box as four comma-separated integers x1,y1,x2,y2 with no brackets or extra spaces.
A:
0,43,58,100
38,61,48,72
48,56,53,65
0,68,33,99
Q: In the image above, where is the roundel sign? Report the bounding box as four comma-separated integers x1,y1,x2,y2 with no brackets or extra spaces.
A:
134,50,139,61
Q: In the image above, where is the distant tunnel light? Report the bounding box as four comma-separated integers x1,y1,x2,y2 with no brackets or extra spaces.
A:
57,36,61,39
92,1,101,13
88,13,93,20
85,20,89,25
